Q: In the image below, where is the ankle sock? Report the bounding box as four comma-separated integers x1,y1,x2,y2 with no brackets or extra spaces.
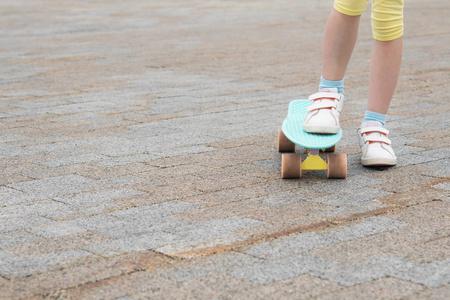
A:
363,110,386,126
319,76,344,93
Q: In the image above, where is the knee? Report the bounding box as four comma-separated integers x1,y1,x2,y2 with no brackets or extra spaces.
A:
371,0,404,41
334,0,369,16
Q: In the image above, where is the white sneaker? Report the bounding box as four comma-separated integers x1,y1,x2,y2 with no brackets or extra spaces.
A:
358,121,397,166
303,88,344,134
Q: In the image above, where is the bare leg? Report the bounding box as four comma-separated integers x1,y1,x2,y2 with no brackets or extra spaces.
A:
367,37,403,114
322,8,361,81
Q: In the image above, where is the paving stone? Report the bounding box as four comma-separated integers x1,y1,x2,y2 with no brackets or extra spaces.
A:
309,258,386,287
0,231,42,250
7,232,111,257
166,216,265,241
406,285,450,300
165,273,257,300
386,201,449,226
0,143,32,157
397,148,450,168
129,183,204,201
308,189,391,207
2,251,172,299
0,216,55,234
109,200,198,218
378,186,446,206
311,202,390,219
239,217,405,260
231,274,340,300
69,214,184,239
237,200,331,225
95,154,157,167
23,139,101,157
159,251,262,283
66,201,196,239
7,175,97,198
241,254,450,288
174,192,324,224
388,236,450,264
37,153,109,167
85,232,180,256
409,136,450,151
54,188,144,207
190,175,264,193
432,182,450,191
216,163,280,180
0,249,93,278
181,186,270,208
243,189,326,208
0,276,10,295
74,163,157,180
139,164,215,180
310,175,384,194
24,163,99,181
98,176,149,187
361,255,450,288
29,222,87,238
10,135,74,147
314,277,424,300
228,254,328,285
0,199,75,220
0,135,29,143
63,272,178,300
309,203,449,264
366,165,445,193
128,174,200,192
0,186,43,206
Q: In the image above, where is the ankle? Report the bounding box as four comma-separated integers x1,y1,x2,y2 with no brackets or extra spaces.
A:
319,76,344,93
363,110,386,126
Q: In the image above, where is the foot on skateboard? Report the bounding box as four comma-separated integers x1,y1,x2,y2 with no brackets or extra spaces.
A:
278,100,347,179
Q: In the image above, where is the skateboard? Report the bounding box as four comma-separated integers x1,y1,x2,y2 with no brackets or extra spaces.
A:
278,100,347,179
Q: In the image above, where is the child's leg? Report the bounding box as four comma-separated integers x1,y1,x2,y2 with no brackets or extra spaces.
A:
366,0,404,118
367,37,402,116
359,0,404,166
322,8,362,83
303,2,368,134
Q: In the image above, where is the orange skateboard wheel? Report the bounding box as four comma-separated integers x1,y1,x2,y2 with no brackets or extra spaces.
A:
326,153,347,179
281,153,302,179
278,130,295,153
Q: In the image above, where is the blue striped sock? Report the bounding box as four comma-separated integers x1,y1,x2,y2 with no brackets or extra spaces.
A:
363,110,386,126
319,76,344,93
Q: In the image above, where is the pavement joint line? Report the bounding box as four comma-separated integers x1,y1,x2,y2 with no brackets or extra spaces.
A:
163,208,405,259
380,191,448,207
30,252,176,298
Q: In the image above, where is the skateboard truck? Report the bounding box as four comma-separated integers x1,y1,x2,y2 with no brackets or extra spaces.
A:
301,149,328,171
279,132,347,179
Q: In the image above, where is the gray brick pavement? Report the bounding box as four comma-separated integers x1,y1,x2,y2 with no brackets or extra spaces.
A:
7,175,97,198
0,0,448,298
0,249,93,278
229,254,450,287
238,217,405,260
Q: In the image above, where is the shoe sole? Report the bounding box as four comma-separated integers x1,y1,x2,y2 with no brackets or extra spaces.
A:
303,125,339,134
361,157,397,167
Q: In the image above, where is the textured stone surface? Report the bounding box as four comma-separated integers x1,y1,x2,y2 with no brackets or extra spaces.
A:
0,0,448,298
238,217,406,260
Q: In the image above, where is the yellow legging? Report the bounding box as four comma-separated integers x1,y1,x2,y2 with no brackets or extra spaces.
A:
334,0,404,41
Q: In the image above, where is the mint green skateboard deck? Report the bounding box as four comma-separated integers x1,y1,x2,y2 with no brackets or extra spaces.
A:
281,100,342,149
278,99,347,179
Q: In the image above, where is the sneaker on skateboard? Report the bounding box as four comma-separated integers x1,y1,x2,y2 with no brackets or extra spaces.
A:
278,100,347,179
